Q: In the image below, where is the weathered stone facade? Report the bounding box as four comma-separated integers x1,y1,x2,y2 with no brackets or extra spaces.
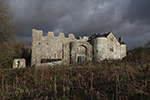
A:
13,59,26,69
89,32,126,62
31,29,126,66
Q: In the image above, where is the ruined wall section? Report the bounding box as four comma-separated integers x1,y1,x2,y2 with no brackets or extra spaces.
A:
31,29,78,66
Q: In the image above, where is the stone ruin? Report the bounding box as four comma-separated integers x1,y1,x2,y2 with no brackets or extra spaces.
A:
13,59,26,69
31,29,126,66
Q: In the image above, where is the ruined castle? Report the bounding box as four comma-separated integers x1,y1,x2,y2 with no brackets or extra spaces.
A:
31,29,126,66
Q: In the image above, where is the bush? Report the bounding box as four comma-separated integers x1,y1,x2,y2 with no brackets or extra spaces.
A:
0,41,31,68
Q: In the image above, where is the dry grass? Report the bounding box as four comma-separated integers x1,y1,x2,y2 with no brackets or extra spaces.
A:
0,47,150,100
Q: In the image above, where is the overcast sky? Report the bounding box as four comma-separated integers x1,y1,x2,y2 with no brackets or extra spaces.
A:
8,0,150,48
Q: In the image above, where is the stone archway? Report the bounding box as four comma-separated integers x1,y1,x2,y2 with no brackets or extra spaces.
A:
70,41,92,64
76,45,87,63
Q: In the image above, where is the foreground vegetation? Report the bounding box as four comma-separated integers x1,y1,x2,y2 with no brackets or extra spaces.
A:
0,1,150,99
0,41,31,68
0,47,150,100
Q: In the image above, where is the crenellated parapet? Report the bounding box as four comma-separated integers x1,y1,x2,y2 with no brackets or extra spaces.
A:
32,29,43,36
69,34,75,39
77,36,89,41
32,29,89,42
58,33,65,38
31,29,77,66
47,31,54,37
32,29,76,40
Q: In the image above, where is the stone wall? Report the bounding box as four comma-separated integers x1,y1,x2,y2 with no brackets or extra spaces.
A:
13,59,26,69
31,29,90,66
70,40,92,64
92,32,126,61
31,29,126,66
106,33,121,60
93,37,108,61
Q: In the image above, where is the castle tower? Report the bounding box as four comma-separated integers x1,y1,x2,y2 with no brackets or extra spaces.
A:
93,36,108,62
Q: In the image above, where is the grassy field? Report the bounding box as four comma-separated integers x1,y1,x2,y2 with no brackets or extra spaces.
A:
0,47,150,100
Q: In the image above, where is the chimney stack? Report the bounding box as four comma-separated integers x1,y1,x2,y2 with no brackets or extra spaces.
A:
119,37,123,42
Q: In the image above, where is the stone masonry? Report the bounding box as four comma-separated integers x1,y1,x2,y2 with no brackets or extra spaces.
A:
13,59,26,69
31,29,126,66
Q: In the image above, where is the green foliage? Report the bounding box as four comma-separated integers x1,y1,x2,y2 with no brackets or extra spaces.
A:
0,41,31,68
36,90,45,97
0,43,15,68
12,41,31,65
0,0,21,69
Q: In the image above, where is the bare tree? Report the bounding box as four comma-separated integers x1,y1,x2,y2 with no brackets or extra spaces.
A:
0,0,17,43
0,0,19,68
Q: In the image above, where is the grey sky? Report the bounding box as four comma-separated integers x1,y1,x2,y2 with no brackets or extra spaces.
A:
8,0,150,48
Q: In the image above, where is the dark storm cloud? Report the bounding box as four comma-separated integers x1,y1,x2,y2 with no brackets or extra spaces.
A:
9,0,90,36
120,0,150,47
123,0,150,24
8,0,150,47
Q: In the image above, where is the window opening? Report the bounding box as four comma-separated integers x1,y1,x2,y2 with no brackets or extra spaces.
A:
41,59,61,63
77,56,85,63
110,46,113,52
110,37,113,42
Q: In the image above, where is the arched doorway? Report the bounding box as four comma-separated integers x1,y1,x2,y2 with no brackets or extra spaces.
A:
70,41,92,64
77,45,87,63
